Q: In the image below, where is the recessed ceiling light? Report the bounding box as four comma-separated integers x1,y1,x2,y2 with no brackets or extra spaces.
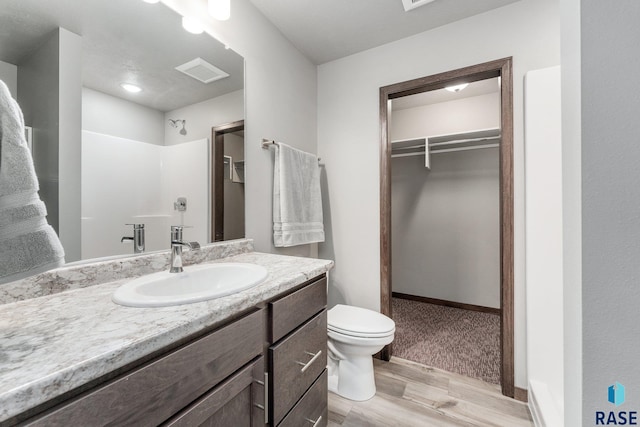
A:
445,83,469,93
209,0,230,21
182,17,204,34
142,0,160,3
121,83,142,93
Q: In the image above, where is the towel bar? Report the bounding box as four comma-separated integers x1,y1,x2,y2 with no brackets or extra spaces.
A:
261,138,322,163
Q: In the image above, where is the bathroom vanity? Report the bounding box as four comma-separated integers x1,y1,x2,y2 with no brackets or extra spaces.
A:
0,240,332,427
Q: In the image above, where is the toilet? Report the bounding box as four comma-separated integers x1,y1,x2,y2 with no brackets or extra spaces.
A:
327,304,395,401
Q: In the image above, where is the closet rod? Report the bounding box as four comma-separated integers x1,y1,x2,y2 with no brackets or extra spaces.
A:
390,135,500,153
392,145,426,151
391,152,424,158
431,143,499,154
429,136,501,147
391,143,499,158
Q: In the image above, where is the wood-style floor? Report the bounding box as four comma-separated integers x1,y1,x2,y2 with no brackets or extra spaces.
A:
328,357,533,427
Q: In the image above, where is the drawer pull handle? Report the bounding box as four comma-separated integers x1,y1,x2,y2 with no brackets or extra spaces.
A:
253,373,269,423
296,350,322,373
264,372,269,423
305,415,323,427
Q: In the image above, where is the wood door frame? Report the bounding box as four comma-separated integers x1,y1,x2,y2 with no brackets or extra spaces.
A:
379,58,514,397
211,120,245,242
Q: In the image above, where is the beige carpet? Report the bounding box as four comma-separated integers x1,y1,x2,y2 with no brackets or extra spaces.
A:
391,297,501,384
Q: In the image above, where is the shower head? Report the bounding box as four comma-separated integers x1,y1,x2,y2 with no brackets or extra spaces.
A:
169,119,187,136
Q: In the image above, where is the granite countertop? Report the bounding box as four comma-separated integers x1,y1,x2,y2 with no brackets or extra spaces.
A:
0,251,333,423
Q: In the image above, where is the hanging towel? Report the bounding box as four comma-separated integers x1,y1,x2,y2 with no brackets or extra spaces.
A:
0,79,65,284
273,142,325,247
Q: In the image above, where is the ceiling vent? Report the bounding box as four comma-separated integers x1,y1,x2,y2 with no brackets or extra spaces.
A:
175,57,229,84
401,0,436,12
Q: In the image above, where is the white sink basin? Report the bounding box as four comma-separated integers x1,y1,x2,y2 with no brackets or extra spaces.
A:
112,263,268,307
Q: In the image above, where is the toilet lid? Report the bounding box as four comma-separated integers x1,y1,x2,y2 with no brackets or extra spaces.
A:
328,304,395,337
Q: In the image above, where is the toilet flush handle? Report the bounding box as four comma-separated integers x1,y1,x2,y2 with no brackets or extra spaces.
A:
296,350,322,373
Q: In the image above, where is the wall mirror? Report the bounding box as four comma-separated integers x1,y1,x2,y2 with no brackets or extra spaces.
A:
0,0,245,268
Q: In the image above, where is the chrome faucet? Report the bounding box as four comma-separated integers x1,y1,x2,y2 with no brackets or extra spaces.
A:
170,225,201,273
121,224,145,254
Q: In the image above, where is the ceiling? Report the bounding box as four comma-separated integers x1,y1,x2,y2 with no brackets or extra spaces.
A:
393,77,500,110
250,0,522,64
0,0,244,112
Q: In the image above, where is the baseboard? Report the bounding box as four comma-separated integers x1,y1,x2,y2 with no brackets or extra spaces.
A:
392,292,501,315
514,387,528,402
528,380,563,427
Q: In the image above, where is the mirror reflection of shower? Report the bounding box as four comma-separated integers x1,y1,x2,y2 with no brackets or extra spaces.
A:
169,119,187,135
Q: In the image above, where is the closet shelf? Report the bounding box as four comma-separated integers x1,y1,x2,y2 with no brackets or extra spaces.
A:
391,128,501,158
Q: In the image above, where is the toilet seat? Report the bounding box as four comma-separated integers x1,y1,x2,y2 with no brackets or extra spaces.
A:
328,328,394,347
328,304,395,338
328,324,394,338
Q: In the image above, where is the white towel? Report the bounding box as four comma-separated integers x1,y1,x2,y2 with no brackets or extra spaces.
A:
273,142,325,247
0,79,65,284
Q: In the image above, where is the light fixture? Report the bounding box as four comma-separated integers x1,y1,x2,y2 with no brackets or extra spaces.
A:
401,0,436,12
182,17,204,34
120,83,142,93
208,0,230,21
141,0,160,3
445,83,469,93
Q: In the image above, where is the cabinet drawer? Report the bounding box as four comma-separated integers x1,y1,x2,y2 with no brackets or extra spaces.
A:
163,356,264,427
278,370,327,427
270,310,327,425
270,275,326,342
27,309,264,427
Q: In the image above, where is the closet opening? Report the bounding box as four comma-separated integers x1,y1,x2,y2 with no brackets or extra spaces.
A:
378,58,515,398
211,120,245,242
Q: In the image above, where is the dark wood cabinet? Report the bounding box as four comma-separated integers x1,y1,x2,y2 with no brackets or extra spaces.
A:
18,274,328,427
278,371,327,427
269,276,328,427
23,309,265,427
163,357,265,427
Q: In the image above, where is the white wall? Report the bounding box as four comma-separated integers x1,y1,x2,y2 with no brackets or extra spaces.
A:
17,31,61,237
16,28,83,262
164,89,243,146
82,89,216,258
0,60,17,97
391,94,500,308
581,0,640,421
161,0,318,258
162,139,210,245
81,131,166,259
83,88,165,145
392,93,500,140
57,28,83,262
14,29,82,263
560,0,582,423
524,66,564,426
318,0,560,389
81,131,209,259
